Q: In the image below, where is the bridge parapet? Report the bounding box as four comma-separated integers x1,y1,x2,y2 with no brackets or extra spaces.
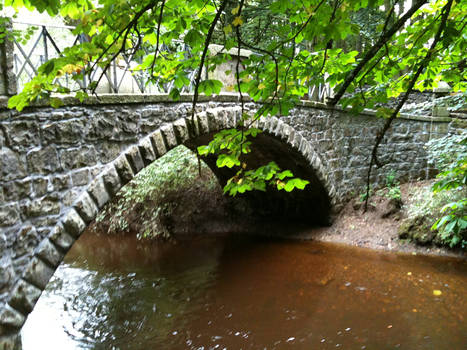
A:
0,93,463,347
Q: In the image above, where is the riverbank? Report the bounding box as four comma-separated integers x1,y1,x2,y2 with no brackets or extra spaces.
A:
92,179,465,259
297,181,466,258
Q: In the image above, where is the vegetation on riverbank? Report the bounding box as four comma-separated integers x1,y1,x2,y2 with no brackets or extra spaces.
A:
92,146,219,239
91,145,262,239
399,133,467,249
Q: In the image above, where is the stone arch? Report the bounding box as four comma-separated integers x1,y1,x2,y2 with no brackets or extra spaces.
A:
0,106,337,346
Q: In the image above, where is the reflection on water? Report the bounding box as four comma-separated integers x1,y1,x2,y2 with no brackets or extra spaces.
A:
22,233,467,349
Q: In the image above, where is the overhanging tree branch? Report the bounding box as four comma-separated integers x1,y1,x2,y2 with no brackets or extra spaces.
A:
190,0,228,175
329,0,428,106
363,0,454,211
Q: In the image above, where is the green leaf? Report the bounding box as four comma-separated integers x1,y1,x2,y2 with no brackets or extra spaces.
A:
199,79,223,96
50,97,63,108
445,220,457,233
216,154,240,168
41,60,55,75
75,91,88,102
277,170,293,180
184,29,203,47
282,178,310,192
169,87,181,101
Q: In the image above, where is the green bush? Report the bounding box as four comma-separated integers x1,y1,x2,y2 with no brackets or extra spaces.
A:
427,133,467,248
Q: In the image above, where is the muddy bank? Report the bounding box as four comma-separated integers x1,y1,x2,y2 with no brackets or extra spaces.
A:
299,181,465,258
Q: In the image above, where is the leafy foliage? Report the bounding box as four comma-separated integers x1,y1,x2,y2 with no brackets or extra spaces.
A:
197,126,309,195
428,134,467,247
381,170,401,201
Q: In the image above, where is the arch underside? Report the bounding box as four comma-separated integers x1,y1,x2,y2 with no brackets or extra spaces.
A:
0,108,336,346
187,131,331,227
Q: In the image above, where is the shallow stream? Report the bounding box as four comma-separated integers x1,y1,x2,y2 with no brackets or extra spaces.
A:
21,232,467,349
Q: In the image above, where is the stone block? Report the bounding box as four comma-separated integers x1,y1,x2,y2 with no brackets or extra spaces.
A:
32,178,49,197
51,175,71,191
116,112,139,139
312,154,322,171
225,108,239,128
22,195,60,218
74,192,98,224
113,154,135,184
196,112,210,135
0,205,20,227
269,118,279,135
172,118,189,143
0,128,4,149
275,121,286,139
138,136,157,166
5,121,40,148
2,180,31,202
139,117,163,135
62,188,80,207
35,238,64,268
101,165,122,197
160,124,178,150
125,145,145,173
62,208,86,238
256,116,266,130
87,112,115,140
8,279,42,314
13,226,39,258
42,119,85,145
292,133,303,151
97,142,123,163
206,109,219,132
48,224,75,251
27,146,60,174
0,334,21,350
298,138,309,156
0,231,6,252
286,127,295,145
0,256,13,292
87,177,110,209
60,146,97,170
71,169,89,187
90,166,104,178
23,257,55,290
0,305,25,330
0,148,25,181
150,130,167,157
215,109,228,129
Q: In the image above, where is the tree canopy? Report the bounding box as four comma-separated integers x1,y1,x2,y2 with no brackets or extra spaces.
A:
2,0,466,196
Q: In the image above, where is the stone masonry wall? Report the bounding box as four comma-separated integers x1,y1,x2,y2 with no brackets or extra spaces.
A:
0,93,462,348
282,103,459,202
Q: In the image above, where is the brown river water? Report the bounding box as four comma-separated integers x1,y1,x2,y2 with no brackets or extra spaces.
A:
21,232,467,349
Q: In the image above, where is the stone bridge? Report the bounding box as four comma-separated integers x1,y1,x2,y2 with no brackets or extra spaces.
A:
0,93,462,348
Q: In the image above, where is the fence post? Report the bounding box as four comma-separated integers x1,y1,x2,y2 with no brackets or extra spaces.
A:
0,17,17,96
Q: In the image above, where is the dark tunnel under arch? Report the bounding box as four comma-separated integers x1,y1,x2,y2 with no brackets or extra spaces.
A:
186,130,332,226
